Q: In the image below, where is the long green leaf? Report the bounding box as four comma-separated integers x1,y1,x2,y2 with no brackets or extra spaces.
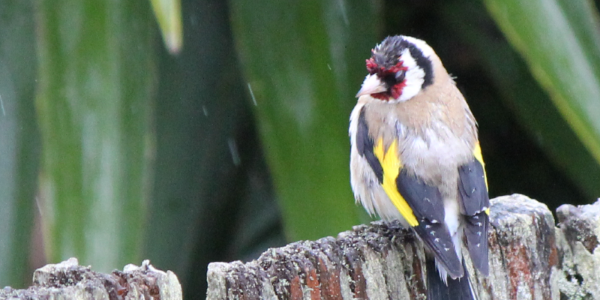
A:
444,0,600,202
483,0,600,169
144,1,286,297
149,0,183,54
0,0,38,287
229,0,379,240
36,0,155,271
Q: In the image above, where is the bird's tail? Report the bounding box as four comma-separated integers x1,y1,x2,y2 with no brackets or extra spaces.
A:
426,258,475,300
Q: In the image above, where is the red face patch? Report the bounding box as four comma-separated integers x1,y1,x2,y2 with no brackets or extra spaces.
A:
366,58,378,74
365,57,408,101
370,92,389,100
390,81,406,99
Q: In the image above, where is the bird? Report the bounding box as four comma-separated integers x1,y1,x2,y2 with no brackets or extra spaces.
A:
349,35,489,300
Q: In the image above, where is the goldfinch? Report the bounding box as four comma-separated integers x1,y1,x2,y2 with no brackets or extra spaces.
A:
349,35,489,299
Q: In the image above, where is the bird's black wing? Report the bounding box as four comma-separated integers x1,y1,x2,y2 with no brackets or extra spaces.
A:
458,143,490,276
396,169,464,278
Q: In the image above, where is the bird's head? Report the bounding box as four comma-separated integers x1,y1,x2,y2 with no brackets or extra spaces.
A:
356,35,435,102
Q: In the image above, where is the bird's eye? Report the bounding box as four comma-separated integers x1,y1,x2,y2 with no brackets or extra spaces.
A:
382,74,397,88
395,71,406,83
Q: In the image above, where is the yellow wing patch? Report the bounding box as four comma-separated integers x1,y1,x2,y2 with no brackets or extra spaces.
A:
474,142,490,215
373,138,419,226
473,142,488,190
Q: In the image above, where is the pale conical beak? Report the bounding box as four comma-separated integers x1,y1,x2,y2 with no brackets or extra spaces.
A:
356,74,387,97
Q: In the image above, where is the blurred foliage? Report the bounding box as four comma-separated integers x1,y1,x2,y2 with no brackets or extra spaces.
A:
444,0,600,203
0,0,600,299
0,0,38,287
149,0,182,54
36,0,155,271
229,0,379,241
482,0,600,203
484,0,600,165
143,0,284,297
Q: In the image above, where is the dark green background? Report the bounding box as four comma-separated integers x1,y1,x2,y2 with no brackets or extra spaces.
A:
1,0,599,298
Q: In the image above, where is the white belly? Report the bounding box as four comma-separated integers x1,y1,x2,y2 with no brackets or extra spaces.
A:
399,121,472,183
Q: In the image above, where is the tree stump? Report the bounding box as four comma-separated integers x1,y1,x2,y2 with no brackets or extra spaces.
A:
0,258,182,300
206,194,600,300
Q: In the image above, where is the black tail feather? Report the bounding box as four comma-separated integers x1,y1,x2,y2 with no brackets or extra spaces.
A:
426,259,474,300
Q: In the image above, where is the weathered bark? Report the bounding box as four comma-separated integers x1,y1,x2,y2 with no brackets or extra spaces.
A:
0,258,182,300
556,200,600,299
206,194,600,300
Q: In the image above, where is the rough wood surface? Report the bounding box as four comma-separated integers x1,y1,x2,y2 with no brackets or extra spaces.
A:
556,200,600,299
206,194,600,300
0,258,182,300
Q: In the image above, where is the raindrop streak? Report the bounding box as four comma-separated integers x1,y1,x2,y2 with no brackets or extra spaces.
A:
327,64,332,70
0,94,5,116
247,83,257,106
228,138,241,166
35,196,43,217
337,0,349,26
202,105,208,116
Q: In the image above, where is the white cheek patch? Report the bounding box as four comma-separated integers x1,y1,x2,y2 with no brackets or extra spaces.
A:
398,48,425,102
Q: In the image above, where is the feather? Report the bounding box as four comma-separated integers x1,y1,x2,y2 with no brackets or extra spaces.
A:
458,145,490,276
